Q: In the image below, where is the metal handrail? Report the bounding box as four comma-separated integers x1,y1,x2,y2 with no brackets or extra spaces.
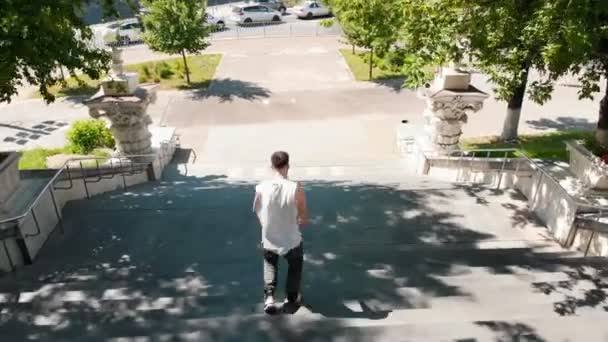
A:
419,145,608,213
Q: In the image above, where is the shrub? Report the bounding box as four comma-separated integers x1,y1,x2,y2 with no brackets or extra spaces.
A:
385,47,407,72
67,119,115,154
174,61,185,78
155,62,174,79
140,65,152,82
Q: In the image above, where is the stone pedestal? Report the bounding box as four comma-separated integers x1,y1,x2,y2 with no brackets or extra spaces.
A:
418,67,488,152
0,152,21,212
84,48,158,158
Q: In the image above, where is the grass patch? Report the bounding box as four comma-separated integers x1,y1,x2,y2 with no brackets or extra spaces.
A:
18,147,111,170
33,54,222,98
460,131,597,161
340,49,405,81
37,75,101,98
125,54,222,90
19,147,69,170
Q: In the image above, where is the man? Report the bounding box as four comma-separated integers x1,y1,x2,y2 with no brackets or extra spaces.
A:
253,151,309,314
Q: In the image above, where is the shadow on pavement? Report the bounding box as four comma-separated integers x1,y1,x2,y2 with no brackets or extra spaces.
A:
372,77,407,93
475,321,547,342
0,163,605,340
525,116,596,131
189,78,272,103
1,121,68,147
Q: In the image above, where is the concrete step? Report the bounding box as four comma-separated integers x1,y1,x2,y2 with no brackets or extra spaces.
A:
162,159,430,183
4,302,606,341
2,275,606,328
1,248,604,315
160,315,608,342
3,243,591,286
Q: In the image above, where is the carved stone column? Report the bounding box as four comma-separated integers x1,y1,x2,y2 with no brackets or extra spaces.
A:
419,67,489,152
86,91,156,156
84,48,158,158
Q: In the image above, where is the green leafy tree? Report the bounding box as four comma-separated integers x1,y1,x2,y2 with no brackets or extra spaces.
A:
0,0,134,104
141,0,210,84
326,0,402,80
399,0,558,142
320,18,357,54
539,0,608,146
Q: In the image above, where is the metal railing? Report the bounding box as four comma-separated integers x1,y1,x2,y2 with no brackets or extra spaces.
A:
104,21,340,48
421,146,608,256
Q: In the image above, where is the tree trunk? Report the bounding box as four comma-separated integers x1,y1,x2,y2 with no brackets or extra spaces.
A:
500,66,530,142
596,77,608,147
368,46,374,81
181,50,191,84
352,44,355,54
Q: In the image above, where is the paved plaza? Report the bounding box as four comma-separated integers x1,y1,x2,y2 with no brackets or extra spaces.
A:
0,37,604,163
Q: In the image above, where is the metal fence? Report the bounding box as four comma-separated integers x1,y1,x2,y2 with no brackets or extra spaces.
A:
102,21,341,48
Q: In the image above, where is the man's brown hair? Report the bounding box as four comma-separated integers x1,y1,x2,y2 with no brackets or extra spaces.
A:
271,151,289,170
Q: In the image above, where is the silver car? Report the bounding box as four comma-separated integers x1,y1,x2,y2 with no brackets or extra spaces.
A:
244,0,287,15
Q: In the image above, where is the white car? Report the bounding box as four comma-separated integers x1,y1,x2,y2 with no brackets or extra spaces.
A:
103,19,143,46
206,13,226,30
229,4,282,25
293,1,331,19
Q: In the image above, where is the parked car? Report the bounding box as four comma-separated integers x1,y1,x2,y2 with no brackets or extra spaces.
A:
206,13,226,31
230,5,282,25
103,18,143,46
293,1,331,19
244,0,287,15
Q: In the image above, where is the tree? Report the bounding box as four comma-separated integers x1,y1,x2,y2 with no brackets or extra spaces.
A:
326,0,402,80
539,0,608,146
0,0,133,104
141,0,210,84
398,0,558,142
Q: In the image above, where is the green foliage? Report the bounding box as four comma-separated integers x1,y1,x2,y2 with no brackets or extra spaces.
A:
155,62,174,79
124,55,221,89
0,0,135,104
326,0,402,79
140,65,153,82
340,49,414,81
18,146,112,170
319,18,335,28
142,0,211,84
536,1,608,100
67,119,115,155
19,147,67,170
32,74,100,99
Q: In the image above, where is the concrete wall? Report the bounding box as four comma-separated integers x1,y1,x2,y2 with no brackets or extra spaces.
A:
571,228,608,257
524,171,579,244
421,155,582,249
0,238,25,273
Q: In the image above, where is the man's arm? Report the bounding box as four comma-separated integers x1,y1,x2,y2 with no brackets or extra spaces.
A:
253,189,261,217
295,182,309,226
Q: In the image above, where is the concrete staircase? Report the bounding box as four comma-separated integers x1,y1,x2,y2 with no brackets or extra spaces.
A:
0,161,607,341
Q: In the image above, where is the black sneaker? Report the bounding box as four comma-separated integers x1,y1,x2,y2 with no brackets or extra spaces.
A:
283,292,302,314
264,295,278,315
285,292,302,305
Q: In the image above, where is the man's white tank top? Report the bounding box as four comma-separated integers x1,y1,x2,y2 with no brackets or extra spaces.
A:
256,177,302,255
